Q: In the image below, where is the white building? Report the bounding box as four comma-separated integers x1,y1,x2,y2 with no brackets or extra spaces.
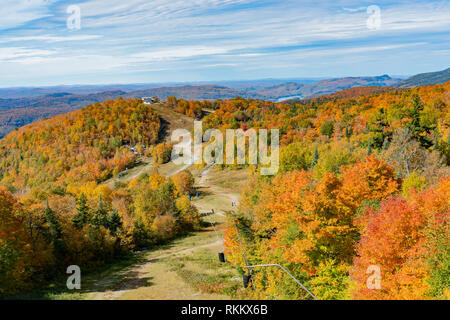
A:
142,97,159,104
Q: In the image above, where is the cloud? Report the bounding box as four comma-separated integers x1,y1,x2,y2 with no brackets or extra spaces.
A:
1,0,449,86
0,35,102,43
0,47,57,61
130,46,231,61
0,0,56,30
342,7,367,13
292,42,428,58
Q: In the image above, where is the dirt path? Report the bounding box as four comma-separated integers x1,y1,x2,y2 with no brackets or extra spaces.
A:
90,239,224,300
86,104,245,300
87,163,240,300
103,103,195,187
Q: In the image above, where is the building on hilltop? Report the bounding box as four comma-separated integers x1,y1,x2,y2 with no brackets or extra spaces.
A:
141,96,160,104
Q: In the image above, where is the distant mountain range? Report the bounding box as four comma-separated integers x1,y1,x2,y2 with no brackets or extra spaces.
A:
279,75,400,99
0,79,318,100
0,68,448,138
0,90,127,138
126,85,244,100
394,68,450,88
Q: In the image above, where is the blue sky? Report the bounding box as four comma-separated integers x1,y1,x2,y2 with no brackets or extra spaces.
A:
0,0,449,87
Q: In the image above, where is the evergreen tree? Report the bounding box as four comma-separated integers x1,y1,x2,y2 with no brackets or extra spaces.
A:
405,94,433,148
368,108,391,149
132,217,149,248
367,143,373,156
107,209,122,237
382,137,391,150
72,193,89,229
92,195,109,229
45,200,62,241
433,128,439,151
310,146,319,168
44,200,66,260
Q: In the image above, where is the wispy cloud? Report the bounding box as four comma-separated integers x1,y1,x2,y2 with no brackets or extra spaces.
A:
342,7,367,13
1,34,102,43
0,0,449,86
130,46,231,61
0,0,57,30
0,47,57,61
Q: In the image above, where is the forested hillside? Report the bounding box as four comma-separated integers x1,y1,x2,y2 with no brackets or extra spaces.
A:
0,91,129,138
0,98,161,190
0,82,448,299
0,74,406,138
0,98,200,297
199,82,449,300
395,68,450,88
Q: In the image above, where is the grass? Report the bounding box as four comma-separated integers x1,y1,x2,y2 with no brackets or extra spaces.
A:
103,228,236,300
11,253,145,300
206,167,250,191
165,248,242,298
150,103,194,142
28,164,249,300
12,105,253,300
11,230,220,300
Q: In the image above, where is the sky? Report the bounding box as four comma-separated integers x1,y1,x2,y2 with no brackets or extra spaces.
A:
0,0,449,87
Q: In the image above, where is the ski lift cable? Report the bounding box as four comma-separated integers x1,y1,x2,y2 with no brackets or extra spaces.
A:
224,191,315,298
244,264,318,300
231,216,251,272
206,215,225,252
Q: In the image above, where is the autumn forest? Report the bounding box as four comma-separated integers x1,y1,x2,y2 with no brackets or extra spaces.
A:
0,82,449,300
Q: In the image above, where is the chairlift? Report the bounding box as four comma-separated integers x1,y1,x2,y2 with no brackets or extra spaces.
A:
243,274,252,288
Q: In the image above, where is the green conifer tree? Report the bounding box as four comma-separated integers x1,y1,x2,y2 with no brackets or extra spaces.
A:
107,209,122,237
310,146,319,168
72,193,89,229
45,200,62,241
92,195,109,229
